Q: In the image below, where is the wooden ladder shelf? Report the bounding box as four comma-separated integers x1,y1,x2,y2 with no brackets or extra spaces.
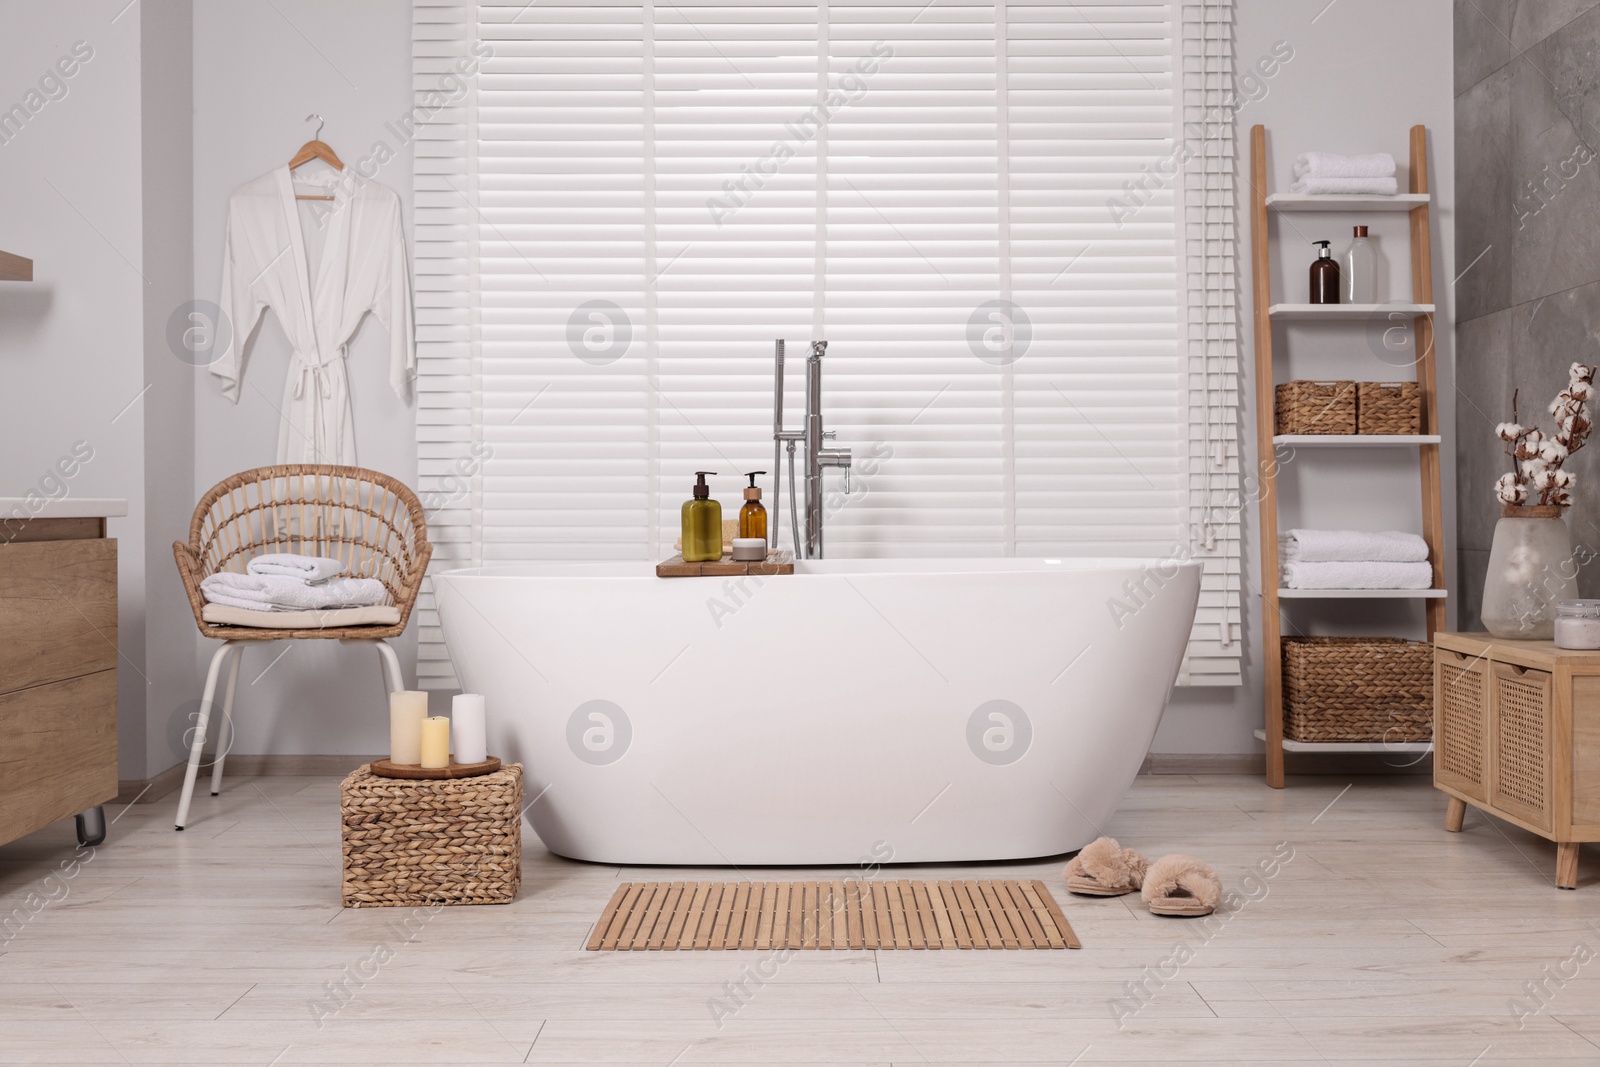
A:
1250,124,1447,788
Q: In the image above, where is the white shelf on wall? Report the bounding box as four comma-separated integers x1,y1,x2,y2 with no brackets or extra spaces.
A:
1265,193,1430,213
1276,588,1448,599
1253,729,1433,754
1268,303,1434,320
1274,434,1442,447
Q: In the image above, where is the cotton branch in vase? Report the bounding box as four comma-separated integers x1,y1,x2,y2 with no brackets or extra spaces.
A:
1495,363,1598,506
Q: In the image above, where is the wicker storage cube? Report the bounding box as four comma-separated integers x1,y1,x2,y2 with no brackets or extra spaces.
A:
1357,381,1421,435
1275,380,1357,435
1282,637,1433,743
340,763,522,907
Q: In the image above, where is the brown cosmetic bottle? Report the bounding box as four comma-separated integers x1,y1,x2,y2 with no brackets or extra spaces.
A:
1309,239,1341,304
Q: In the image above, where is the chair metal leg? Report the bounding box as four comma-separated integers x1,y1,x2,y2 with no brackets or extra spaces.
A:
209,644,244,796
375,639,404,693
176,641,235,830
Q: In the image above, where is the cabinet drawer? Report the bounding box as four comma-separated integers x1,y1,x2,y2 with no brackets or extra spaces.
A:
0,669,118,845
1489,662,1554,832
1435,646,1489,802
0,538,117,696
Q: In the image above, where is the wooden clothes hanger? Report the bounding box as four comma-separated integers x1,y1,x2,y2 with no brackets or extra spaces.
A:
288,113,344,201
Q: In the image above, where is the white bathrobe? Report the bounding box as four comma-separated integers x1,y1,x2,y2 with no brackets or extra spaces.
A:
213,166,414,465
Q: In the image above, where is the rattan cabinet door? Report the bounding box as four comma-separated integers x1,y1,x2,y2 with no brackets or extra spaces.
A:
1435,647,1489,802
1488,663,1554,832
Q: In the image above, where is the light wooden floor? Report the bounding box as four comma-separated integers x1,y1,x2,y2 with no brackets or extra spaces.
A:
2,773,1599,1064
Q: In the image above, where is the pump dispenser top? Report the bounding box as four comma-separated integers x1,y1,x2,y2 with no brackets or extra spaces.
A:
743,471,765,501
692,471,715,499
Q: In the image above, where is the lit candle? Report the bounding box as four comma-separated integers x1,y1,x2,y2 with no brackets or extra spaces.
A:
452,694,488,765
389,691,428,764
419,716,451,769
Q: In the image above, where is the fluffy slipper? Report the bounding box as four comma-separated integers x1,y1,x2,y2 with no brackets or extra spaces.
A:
1141,854,1222,917
1062,836,1149,897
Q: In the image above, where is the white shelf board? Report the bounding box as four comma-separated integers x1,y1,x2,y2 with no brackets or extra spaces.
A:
1254,728,1433,754
1277,587,1447,599
1265,193,1429,212
1269,303,1434,320
1274,434,1441,447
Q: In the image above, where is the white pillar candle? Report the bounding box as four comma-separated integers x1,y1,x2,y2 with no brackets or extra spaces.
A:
389,691,428,764
419,716,451,769
452,693,488,765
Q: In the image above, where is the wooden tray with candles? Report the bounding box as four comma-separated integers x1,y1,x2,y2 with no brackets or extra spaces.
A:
369,756,502,781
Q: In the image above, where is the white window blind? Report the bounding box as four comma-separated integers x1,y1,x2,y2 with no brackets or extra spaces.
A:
412,0,1241,688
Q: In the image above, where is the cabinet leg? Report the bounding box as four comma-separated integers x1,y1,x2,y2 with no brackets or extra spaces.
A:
75,806,106,848
1445,796,1466,832
1557,842,1580,890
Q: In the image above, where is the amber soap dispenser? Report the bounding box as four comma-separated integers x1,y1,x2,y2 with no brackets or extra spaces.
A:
739,471,768,541
681,471,722,562
1309,239,1341,304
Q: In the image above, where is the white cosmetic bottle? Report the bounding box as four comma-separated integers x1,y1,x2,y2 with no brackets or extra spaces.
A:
1343,224,1376,303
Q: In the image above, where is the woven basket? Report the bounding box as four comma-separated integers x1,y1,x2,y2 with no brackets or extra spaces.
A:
1357,381,1421,435
1275,381,1357,435
1282,637,1433,743
341,763,522,907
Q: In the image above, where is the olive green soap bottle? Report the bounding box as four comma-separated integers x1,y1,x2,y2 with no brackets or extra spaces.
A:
681,471,723,562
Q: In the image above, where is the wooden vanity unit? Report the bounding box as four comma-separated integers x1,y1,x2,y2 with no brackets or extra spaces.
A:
1434,632,1600,889
0,498,125,848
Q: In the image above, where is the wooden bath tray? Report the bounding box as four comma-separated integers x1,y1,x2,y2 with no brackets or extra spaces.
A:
656,550,794,578
369,756,502,780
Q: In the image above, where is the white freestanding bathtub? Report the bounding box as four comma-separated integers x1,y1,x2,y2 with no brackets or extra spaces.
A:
433,557,1201,865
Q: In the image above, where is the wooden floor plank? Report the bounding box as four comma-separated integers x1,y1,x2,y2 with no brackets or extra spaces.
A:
995,880,1036,949
719,882,748,950
925,880,956,949
675,882,709,950
979,880,1021,949
610,883,651,950
861,879,881,949
885,880,909,950
691,883,722,950
628,882,668,950
801,881,818,950
909,880,937,950
845,879,863,950
739,880,762,950
646,882,684,950
1017,879,1064,950
817,881,834,950
661,880,697,951
755,881,777,951
709,882,739,950
774,882,793,950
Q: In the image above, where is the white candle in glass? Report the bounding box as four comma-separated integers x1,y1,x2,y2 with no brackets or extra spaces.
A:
420,716,451,769
389,691,428,764
452,694,488,764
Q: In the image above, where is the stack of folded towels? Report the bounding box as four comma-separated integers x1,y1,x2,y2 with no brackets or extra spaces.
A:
1291,151,1398,196
1280,529,1432,589
200,553,388,612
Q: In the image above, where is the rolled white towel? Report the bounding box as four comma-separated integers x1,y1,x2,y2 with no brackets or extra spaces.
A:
1290,176,1399,196
246,552,346,583
1293,151,1396,179
201,571,388,612
1281,560,1434,590
1281,529,1429,564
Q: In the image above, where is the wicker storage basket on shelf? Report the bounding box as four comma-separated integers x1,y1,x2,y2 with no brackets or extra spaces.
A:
340,763,522,907
1275,380,1357,435
1357,381,1421,435
1281,637,1433,743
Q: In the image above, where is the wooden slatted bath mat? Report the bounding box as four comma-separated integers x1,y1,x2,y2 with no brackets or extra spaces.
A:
585,878,1080,951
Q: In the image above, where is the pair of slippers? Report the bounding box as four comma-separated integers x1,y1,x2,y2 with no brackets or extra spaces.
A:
1062,836,1222,917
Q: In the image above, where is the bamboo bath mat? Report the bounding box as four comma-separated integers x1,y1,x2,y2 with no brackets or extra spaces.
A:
586,878,1079,951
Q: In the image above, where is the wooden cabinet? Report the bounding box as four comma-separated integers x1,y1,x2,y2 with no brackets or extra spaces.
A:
1434,633,1600,889
0,512,121,848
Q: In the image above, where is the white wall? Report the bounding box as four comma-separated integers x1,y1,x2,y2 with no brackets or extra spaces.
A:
186,0,419,765
1150,0,1457,756
0,0,162,780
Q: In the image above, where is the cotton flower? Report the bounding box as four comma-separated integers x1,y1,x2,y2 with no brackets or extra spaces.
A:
1555,469,1576,488
1551,396,1568,416
1570,381,1593,401
1522,456,1548,476
1541,439,1570,463
1556,488,1575,506
1497,477,1529,504
1497,422,1526,441
1572,362,1595,383
1524,428,1546,450
1535,469,1560,490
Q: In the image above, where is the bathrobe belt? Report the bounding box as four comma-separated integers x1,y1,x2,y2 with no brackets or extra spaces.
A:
290,347,347,463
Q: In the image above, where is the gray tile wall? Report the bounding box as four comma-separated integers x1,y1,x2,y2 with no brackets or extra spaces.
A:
1455,0,1600,629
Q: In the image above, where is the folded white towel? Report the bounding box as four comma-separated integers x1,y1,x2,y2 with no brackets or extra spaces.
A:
1290,176,1399,196
1281,529,1429,564
201,572,388,612
1293,152,1397,179
1281,560,1433,589
246,553,346,583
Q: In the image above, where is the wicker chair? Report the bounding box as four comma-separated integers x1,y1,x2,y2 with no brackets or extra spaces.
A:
171,465,432,830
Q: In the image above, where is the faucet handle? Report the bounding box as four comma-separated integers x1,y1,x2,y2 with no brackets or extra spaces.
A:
822,429,837,440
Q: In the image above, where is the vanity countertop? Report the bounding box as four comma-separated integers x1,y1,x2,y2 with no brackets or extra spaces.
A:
0,497,129,518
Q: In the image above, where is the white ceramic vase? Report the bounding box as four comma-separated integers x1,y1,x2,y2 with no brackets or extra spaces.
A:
1480,504,1579,639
